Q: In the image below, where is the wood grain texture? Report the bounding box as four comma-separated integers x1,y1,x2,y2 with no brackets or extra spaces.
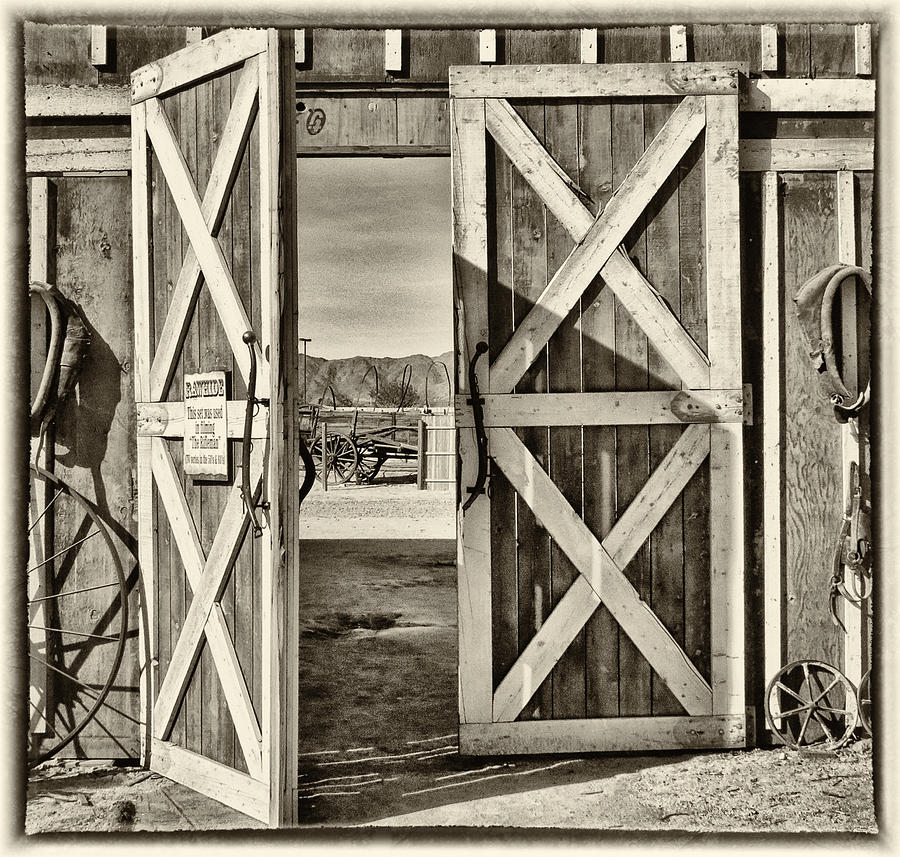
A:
608,28,653,716
579,95,619,719
781,173,842,667
50,176,139,759
461,715,745,754
487,131,519,689
451,97,494,725
545,97,585,720
508,99,552,721
644,98,685,715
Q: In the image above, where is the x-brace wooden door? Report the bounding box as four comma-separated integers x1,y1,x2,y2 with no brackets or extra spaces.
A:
452,62,748,754
131,29,299,825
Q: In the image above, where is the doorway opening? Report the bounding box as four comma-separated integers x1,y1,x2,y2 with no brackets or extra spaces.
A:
295,156,460,824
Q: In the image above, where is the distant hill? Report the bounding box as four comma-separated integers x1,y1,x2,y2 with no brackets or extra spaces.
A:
299,350,455,408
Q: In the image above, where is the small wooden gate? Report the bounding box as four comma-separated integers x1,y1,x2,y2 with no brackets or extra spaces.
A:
131,29,299,824
452,62,747,753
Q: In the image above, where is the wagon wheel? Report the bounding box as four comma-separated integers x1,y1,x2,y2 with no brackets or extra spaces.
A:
856,668,872,736
355,442,385,484
27,465,130,766
764,659,859,750
309,432,358,485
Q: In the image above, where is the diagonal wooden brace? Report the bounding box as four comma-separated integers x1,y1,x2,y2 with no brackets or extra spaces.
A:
148,58,260,402
150,438,264,778
145,95,268,392
490,424,713,721
152,439,265,748
486,95,709,393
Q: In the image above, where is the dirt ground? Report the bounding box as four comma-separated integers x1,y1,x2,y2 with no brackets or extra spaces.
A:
24,476,878,836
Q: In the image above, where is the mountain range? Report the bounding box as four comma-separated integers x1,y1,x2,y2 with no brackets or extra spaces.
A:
299,350,455,408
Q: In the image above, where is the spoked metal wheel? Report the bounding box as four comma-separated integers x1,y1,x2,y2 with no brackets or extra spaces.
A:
765,659,859,750
309,432,358,485
27,464,130,766
856,668,872,736
355,442,385,484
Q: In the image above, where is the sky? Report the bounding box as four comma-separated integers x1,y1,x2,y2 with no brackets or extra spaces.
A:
297,157,452,360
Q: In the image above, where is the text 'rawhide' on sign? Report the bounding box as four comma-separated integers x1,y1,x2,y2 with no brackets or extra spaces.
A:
184,371,228,480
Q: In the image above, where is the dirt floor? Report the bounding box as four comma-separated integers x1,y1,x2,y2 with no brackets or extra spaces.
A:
24,475,878,836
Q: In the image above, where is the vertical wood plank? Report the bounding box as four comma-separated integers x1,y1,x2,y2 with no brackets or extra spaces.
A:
606,27,658,718
90,25,107,66
580,28,598,63
229,59,257,772
186,27,203,45
294,30,305,64
645,99,684,716
705,94,745,717
507,97,550,720
761,171,784,700
678,127,710,691
452,96,493,726
579,97,618,718
28,176,52,738
259,29,300,825
545,98,585,719
761,25,779,72
487,130,518,690
784,24,810,77
131,101,155,764
669,26,688,62
384,29,403,72
855,24,872,75
479,29,496,64
275,28,300,822
836,170,864,688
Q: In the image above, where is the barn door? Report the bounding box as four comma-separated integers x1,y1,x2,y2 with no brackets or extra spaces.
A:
131,29,299,824
452,63,747,754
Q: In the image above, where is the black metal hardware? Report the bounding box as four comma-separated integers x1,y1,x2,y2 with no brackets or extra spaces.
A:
462,340,489,513
241,330,265,537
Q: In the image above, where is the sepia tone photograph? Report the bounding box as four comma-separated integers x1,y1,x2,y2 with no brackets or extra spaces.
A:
5,2,890,842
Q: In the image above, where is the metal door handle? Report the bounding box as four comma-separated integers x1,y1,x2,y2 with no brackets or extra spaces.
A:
462,340,489,512
241,331,265,537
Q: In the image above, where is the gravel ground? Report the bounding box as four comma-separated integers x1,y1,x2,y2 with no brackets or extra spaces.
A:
23,482,879,837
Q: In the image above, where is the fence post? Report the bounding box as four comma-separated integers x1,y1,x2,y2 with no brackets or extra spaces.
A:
321,420,328,492
417,417,426,490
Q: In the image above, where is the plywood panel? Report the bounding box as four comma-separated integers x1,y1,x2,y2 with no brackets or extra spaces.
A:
48,175,138,758
781,172,842,667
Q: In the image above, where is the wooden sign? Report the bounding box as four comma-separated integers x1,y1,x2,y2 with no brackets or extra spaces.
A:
184,371,228,479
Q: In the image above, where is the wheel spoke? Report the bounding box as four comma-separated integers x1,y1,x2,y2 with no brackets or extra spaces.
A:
28,653,103,700
797,708,814,745
775,681,808,704
811,707,838,743
28,529,101,574
28,625,119,642
777,703,810,718
29,699,61,738
29,486,65,534
29,581,120,603
811,677,841,705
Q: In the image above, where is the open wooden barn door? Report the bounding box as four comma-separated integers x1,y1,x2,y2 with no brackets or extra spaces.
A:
131,29,299,825
452,62,748,754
